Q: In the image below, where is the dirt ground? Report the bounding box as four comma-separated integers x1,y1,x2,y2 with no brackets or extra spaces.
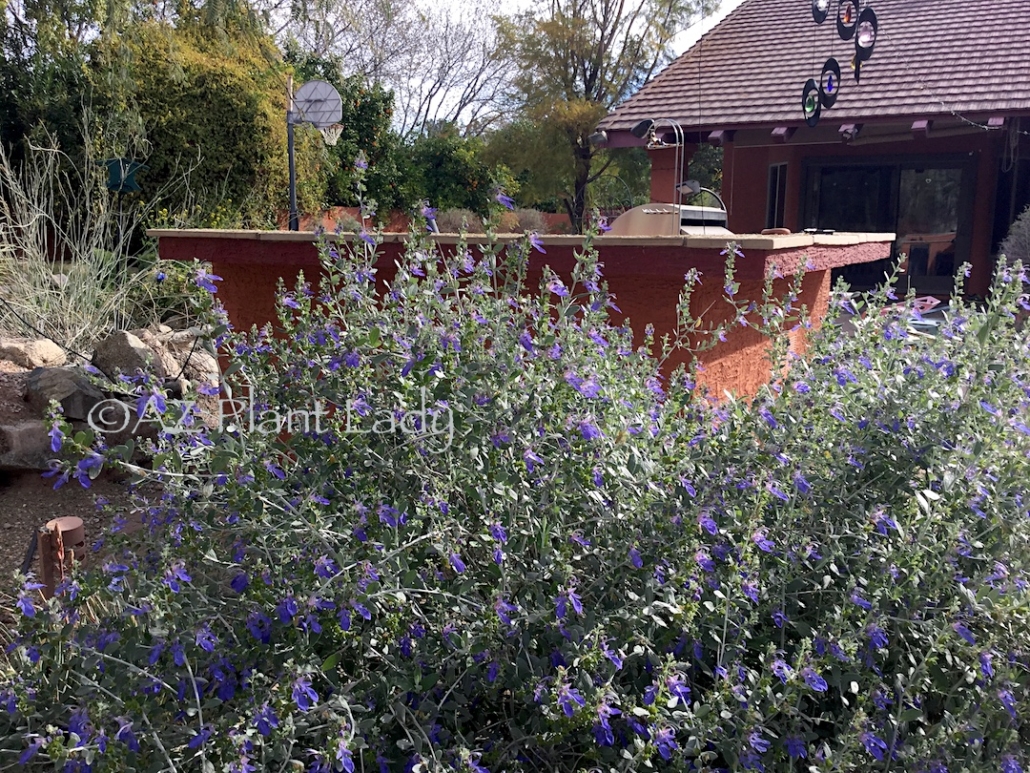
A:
0,469,137,584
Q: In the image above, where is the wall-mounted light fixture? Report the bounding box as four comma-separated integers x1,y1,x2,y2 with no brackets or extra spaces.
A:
631,117,688,235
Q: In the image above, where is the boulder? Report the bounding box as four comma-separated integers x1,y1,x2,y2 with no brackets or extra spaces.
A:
93,331,165,381
138,327,220,389
25,367,106,421
0,420,51,470
0,338,67,369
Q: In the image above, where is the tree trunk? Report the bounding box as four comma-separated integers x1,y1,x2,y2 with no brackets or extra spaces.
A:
567,146,592,234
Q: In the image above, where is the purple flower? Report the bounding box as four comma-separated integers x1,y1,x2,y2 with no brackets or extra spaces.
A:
999,688,1018,720
247,611,271,644
802,667,828,692
188,724,213,749
19,738,43,765
784,736,807,759
523,448,544,473
629,546,643,568
666,673,691,706
495,597,518,626
578,420,602,440
195,625,217,653
602,640,623,669
230,573,249,593
48,422,63,453
352,601,372,620
547,277,568,297
449,553,466,574
557,683,585,716
489,523,508,543
860,731,888,760
771,658,792,683
981,651,995,679
953,621,976,645
749,731,770,753
495,190,515,210
695,549,715,573
115,717,140,752
292,676,319,711
277,595,299,624
195,268,222,293
314,555,338,579
698,512,718,535
851,590,872,610
254,704,278,736
867,625,888,649
16,593,36,618
653,726,678,759
752,529,774,552
528,232,546,254
162,562,191,593
1002,756,1024,773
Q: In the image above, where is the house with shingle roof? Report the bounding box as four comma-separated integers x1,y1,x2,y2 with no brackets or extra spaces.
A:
596,0,1030,297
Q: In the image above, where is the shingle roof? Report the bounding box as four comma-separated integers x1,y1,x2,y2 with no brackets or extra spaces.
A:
599,0,1030,134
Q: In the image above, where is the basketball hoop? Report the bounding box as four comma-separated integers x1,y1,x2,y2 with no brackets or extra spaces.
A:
319,124,343,146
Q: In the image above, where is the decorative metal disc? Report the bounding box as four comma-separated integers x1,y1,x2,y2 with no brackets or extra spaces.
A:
812,0,830,24
837,0,859,40
802,79,822,127
292,80,344,128
855,7,878,62
819,58,842,107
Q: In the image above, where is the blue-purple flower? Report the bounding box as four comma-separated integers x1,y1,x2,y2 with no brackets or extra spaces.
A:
802,667,828,692
557,682,585,716
495,190,515,210
292,676,319,711
195,268,222,293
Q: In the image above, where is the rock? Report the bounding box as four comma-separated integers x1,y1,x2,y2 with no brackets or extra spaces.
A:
93,331,166,380
25,367,106,421
134,329,183,385
0,420,51,470
0,338,67,369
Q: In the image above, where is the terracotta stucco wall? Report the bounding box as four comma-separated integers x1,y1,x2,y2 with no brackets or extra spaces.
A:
161,233,883,398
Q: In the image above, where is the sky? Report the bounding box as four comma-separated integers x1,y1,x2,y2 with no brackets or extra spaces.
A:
672,0,746,57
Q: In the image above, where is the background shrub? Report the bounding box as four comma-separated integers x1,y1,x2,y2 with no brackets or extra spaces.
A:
1001,204,1030,264
2,230,1030,773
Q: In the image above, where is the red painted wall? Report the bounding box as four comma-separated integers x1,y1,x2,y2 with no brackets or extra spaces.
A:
156,233,887,397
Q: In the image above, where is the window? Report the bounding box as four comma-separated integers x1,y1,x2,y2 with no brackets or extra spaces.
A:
766,163,788,229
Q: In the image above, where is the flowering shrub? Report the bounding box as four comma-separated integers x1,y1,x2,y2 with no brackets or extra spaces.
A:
3,222,1030,773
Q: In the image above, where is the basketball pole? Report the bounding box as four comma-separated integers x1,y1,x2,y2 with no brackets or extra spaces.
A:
287,74,299,232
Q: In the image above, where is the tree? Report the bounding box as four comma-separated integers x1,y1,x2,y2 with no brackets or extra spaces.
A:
497,0,717,232
403,125,493,214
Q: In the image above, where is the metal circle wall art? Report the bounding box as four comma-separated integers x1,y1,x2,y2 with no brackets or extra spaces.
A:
819,58,841,107
836,0,859,40
802,79,822,127
812,0,830,24
855,7,878,61
799,0,878,127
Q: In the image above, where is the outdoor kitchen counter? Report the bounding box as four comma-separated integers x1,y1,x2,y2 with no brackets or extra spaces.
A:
150,229,895,396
